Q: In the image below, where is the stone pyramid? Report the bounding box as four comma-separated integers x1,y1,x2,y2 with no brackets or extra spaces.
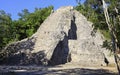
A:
3,6,111,66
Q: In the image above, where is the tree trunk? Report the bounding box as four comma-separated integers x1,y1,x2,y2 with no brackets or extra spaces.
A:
102,0,120,74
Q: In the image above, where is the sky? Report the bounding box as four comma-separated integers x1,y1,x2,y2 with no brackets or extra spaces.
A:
0,0,85,20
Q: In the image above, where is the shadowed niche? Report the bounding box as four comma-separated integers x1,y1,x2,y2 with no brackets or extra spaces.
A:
68,16,77,40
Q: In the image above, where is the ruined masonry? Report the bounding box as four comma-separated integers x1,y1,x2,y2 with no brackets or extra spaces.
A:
3,6,112,66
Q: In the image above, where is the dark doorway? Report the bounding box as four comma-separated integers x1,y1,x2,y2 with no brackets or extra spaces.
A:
49,34,69,66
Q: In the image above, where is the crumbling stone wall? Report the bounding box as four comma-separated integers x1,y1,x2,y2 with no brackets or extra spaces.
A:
1,6,112,66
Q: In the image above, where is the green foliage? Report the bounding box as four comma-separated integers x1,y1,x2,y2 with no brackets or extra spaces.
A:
0,10,13,49
102,40,112,50
100,30,111,40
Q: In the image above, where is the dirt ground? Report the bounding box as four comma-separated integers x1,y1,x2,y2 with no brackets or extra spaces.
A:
0,63,118,75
